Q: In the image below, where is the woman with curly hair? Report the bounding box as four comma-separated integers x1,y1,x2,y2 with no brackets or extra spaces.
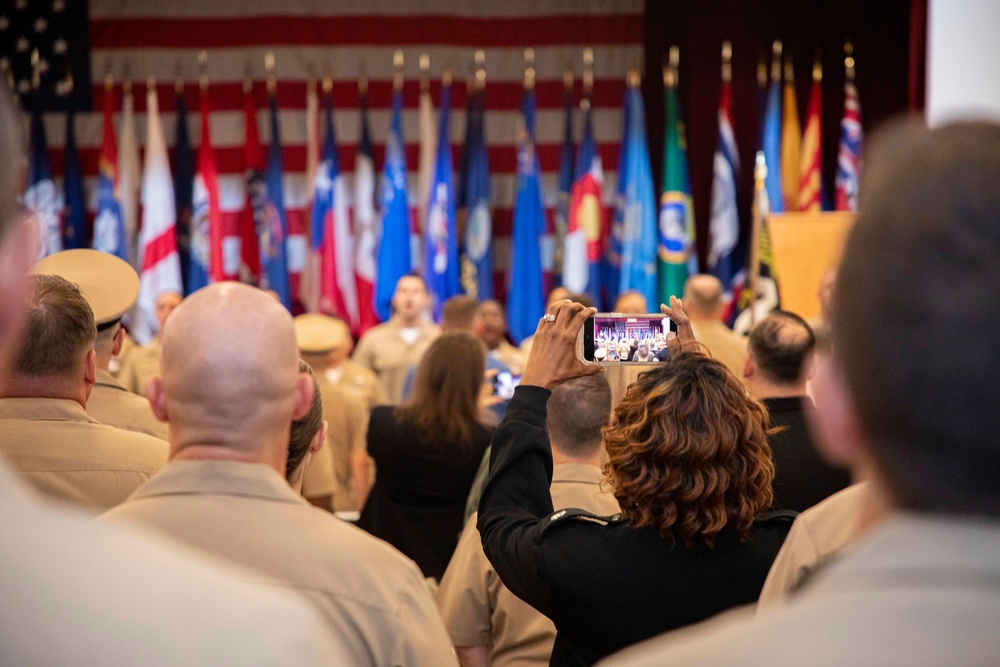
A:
478,298,793,667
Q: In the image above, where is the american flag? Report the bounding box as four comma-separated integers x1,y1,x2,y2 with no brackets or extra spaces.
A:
26,0,642,302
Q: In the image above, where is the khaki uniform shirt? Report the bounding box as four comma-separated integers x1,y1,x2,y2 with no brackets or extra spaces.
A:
490,340,527,376
87,369,169,441
0,457,349,665
352,318,439,403
601,516,1000,667
437,463,620,667
327,360,390,410
302,377,370,511
0,397,168,510
757,482,870,612
690,320,748,380
117,338,162,397
103,460,457,667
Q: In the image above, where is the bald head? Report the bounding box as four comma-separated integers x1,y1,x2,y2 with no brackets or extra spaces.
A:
152,283,310,464
683,275,725,320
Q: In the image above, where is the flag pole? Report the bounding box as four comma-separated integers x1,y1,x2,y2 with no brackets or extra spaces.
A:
771,40,782,84
722,40,732,83
197,51,208,93
524,48,535,90
264,52,276,97
419,53,430,93
844,41,855,81
393,51,404,92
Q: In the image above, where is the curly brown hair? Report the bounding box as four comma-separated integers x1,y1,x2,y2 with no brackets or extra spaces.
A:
603,351,775,548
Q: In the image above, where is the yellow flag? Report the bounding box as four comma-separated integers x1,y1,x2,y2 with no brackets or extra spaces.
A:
780,61,801,212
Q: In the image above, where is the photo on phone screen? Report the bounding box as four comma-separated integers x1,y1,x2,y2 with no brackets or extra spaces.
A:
580,314,678,364
493,372,520,400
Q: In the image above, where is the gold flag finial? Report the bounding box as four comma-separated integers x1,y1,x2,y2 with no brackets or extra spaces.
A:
264,51,276,95
474,50,486,90
784,55,794,83
524,48,536,90
664,45,679,87
582,47,594,95
771,41,782,82
844,41,856,80
442,67,452,87
393,51,404,91
198,50,209,92
322,75,333,94
722,40,733,83
627,68,641,89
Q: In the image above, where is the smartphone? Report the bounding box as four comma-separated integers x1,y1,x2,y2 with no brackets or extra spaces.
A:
578,313,678,365
493,371,520,400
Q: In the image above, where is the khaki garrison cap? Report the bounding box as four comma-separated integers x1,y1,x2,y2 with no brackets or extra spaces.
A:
293,313,350,354
30,249,139,327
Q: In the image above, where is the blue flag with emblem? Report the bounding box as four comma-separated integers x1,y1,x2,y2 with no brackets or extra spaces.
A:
62,108,86,249
617,86,657,308
462,87,492,301
506,88,546,344
25,99,60,260
262,95,291,308
605,87,632,309
424,82,460,320
762,75,784,215
375,88,412,321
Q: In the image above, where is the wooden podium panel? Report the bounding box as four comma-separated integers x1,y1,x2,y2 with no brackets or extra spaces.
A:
768,212,855,321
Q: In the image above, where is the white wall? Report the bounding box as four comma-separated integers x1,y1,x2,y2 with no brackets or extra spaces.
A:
927,0,1000,126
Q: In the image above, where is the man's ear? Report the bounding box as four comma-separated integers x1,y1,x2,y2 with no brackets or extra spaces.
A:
309,420,328,454
147,377,169,423
112,325,125,356
84,348,97,386
801,350,818,382
291,374,314,421
742,351,755,379
806,357,867,469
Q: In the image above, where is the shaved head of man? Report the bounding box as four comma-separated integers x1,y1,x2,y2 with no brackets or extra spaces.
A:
147,282,313,473
682,275,725,320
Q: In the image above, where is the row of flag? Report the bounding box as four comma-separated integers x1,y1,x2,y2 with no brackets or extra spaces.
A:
20,42,863,344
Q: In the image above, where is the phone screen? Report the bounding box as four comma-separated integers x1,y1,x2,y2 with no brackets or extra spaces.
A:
581,314,678,363
493,372,520,400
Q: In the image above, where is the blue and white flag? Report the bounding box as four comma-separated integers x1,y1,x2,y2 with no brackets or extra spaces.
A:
762,75,784,215
708,80,744,322
506,88,546,344
263,95,291,308
424,82,460,321
25,101,60,260
375,88,412,322
617,86,657,308
462,88,493,300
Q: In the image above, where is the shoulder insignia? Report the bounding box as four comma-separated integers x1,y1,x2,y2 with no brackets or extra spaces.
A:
540,508,622,538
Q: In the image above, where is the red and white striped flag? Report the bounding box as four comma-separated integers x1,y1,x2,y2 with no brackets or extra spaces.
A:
798,63,823,212
136,84,183,342
354,89,379,335
118,84,141,270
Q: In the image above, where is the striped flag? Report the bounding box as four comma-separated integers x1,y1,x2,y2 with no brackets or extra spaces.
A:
780,59,801,212
375,87,412,322
416,73,435,272
424,80,460,320
734,151,780,334
507,85,546,344
354,87,379,334
190,88,225,290
263,95,292,306
798,62,823,212
658,69,695,303
762,55,784,216
173,87,194,292
26,95,60,260
461,85,493,301
62,107,87,250
836,71,863,212
136,85,182,343
605,86,632,309
708,72,743,323
93,84,127,262
313,87,358,326
238,87,263,284
118,85,141,269
553,79,574,288
618,83,657,308
40,2,640,303
564,94,604,300
299,78,321,311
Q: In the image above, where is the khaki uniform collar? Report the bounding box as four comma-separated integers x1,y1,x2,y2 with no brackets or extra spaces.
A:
552,462,605,486
94,368,128,392
130,459,309,507
387,316,436,335
0,397,97,424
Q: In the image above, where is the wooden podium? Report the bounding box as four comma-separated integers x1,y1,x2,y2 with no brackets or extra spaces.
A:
767,211,855,321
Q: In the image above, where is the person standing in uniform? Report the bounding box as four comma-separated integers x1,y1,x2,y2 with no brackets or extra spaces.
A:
31,249,168,441
438,374,620,667
296,313,389,410
352,274,439,403
0,275,168,509
117,290,182,397
101,282,456,666
294,314,373,513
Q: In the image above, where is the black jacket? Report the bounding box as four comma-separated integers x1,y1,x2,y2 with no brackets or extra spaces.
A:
478,386,794,667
